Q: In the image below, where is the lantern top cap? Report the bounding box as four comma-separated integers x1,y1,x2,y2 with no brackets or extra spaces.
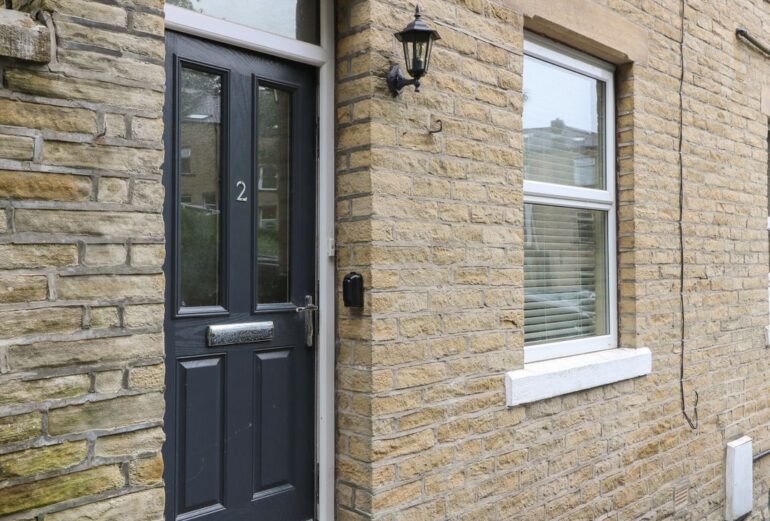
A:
394,5,441,42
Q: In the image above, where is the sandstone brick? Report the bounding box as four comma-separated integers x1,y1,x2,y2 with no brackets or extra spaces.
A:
85,244,126,266
123,303,164,328
94,369,123,393
0,441,87,480
0,134,34,161
0,412,40,445
54,19,162,60
14,209,164,238
0,374,89,407
98,177,129,203
128,453,163,485
90,306,120,328
94,427,164,458
44,141,164,173
4,69,164,111
373,429,435,460
132,179,164,210
128,363,164,390
0,306,81,340
131,116,164,141
0,170,91,201
45,488,164,521
132,12,164,35
57,274,163,300
7,333,163,370
40,0,127,26
0,99,96,134
0,274,47,303
48,392,164,435
0,465,123,516
131,243,164,267
0,244,78,268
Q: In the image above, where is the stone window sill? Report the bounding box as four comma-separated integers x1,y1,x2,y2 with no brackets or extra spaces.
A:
505,347,652,407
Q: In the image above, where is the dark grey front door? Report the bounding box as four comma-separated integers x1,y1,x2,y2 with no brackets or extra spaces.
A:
163,32,316,521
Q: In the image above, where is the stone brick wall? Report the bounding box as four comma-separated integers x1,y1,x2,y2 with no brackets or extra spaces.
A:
335,0,770,519
0,1,165,519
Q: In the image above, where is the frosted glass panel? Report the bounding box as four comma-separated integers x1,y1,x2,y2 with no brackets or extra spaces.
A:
168,0,318,44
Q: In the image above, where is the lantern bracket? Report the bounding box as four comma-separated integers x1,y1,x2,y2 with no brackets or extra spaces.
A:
387,64,420,95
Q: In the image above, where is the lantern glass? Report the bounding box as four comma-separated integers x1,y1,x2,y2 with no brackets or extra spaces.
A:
403,34,432,78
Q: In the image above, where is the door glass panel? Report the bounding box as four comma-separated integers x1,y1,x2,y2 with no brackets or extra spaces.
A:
179,66,223,308
167,0,319,44
257,85,291,304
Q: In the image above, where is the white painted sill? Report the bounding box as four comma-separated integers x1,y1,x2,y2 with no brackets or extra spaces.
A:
505,347,652,407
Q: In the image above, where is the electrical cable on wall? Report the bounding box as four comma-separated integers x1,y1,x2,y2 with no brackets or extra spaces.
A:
677,0,699,430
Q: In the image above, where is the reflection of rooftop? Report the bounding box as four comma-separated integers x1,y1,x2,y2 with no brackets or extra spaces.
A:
524,118,598,149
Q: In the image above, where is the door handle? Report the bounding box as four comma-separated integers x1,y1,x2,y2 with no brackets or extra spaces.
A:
296,295,318,347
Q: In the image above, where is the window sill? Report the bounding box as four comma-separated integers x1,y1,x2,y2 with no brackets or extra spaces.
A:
505,347,652,407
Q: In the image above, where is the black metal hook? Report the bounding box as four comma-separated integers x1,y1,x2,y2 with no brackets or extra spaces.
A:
429,119,442,134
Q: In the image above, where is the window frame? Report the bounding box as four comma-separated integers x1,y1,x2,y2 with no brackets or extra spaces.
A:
523,35,618,364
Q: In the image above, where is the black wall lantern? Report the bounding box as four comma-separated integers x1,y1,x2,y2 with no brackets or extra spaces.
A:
387,6,441,95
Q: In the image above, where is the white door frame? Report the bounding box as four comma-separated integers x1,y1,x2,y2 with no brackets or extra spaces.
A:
164,4,335,520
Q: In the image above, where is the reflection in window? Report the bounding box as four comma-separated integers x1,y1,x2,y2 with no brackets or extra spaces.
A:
257,86,291,304
179,66,222,308
167,0,318,44
523,55,604,190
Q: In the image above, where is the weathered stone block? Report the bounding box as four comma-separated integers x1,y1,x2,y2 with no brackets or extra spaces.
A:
57,274,163,300
0,441,87,480
0,244,78,268
128,453,163,485
98,177,129,203
0,274,47,303
4,69,164,111
123,303,164,328
39,0,128,26
90,306,121,328
45,488,164,521
0,374,89,407
128,364,163,390
0,134,35,161
14,209,163,238
131,117,164,141
0,170,91,201
0,306,81,340
7,333,163,370
131,243,164,267
44,142,164,173
94,426,164,458
0,465,123,516
0,412,40,444
0,9,49,63
85,244,126,266
48,392,164,435
132,179,164,210
94,369,123,393
0,99,96,134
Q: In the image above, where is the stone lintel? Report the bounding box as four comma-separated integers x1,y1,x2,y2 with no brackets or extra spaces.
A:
507,0,649,65
0,8,50,63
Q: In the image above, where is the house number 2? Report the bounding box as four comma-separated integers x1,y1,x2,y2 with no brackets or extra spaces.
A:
236,181,248,202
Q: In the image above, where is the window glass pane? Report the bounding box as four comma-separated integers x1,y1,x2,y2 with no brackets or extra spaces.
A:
179,67,222,308
523,55,605,189
257,86,291,304
167,0,318,44
524,204,608,345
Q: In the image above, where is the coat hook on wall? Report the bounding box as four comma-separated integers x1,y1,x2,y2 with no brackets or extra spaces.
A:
429,119,442,134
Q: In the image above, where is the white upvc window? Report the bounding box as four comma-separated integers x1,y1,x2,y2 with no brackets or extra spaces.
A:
522,35,617,363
